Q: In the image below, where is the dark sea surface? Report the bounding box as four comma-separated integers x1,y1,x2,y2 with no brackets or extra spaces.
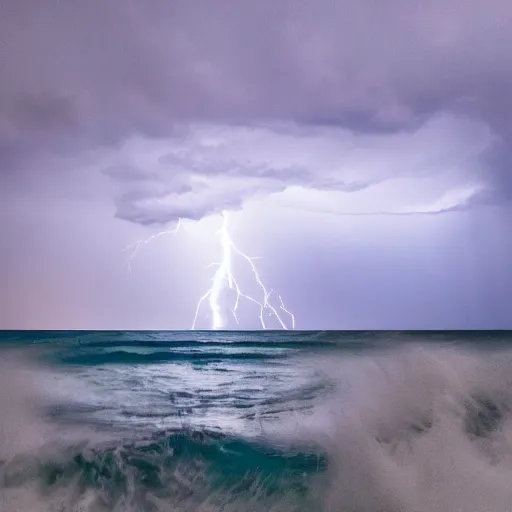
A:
1,330,512,511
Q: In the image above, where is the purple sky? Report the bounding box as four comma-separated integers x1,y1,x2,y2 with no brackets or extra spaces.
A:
2,0,512,329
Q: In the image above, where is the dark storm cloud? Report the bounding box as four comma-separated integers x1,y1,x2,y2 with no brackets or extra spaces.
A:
99,115,492,224
1,0,511,218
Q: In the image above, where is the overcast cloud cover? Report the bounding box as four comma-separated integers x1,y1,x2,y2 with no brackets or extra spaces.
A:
2,0,512,329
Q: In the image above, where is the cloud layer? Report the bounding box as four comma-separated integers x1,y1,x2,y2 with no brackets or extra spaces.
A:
1,0,511,222
101,114,494,224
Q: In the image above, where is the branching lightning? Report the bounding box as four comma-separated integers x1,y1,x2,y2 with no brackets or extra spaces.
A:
125,211,295,330
191,211,294,330
124,219,182,273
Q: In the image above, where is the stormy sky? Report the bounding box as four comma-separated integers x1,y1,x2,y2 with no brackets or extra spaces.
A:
2,0,512,329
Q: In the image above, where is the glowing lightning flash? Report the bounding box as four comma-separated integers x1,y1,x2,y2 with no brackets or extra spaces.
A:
192,211,294,330
279,295,296,330
125,212,295,330
123,219,182,273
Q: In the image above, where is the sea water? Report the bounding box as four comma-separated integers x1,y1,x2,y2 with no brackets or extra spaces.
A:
1,330,512,511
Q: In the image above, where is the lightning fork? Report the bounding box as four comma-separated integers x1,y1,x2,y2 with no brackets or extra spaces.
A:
279,295,296,330
123,218,182,273
124,211,295,330
191,211,294,330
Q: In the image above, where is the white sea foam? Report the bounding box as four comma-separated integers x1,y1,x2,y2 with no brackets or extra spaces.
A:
3,342,512,511
315,344,512,511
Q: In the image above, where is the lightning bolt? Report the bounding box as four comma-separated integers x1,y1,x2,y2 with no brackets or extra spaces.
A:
279,295,295,330
125,211,295,330
191,211,294,330
123,219,182,273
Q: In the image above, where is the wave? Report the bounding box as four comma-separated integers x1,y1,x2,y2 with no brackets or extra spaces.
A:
0,430,325,512
5,339,512,510
59,350,289,366
0,354,323,511
315,344,512,511
74,339,340,350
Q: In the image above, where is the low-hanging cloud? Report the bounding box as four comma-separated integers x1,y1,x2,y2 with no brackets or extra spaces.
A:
102,113,494,224
1,0,510,221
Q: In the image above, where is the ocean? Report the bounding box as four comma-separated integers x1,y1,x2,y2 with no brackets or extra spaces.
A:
1,330,512,511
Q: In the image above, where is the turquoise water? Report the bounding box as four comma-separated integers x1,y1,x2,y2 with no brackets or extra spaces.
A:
1,330,512,511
